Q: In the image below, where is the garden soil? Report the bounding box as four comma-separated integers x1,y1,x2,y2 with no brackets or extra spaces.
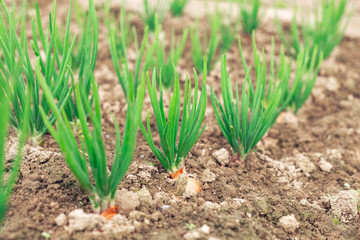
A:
1,0,360,239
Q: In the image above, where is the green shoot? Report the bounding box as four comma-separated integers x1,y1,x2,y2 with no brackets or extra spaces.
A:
276,0,350,67
141,59,207,176
190,17,220,73
0,81,30,227
239,0,263,34
170,0,188,16
0,0,75,144
151,25,189,89
142,0,169,32
7,0,27,47
238,36,323,118
38,70,146,213
216,10,238,53
56,0,89,70
285,47,323,113
108,7,154,98
63,0,99,121
211,36,283,160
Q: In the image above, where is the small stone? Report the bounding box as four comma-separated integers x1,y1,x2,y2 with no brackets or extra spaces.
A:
201,169,216,183
294,154,316,174
184,178,201,197
49,202,58,208
233,198,245,206
137,187,153,207
312,87,325,102
201,201,220,210
326,76,340,91
330,190,359,222
300,199,308,206
183,230,202,240
66,209,104,233
201,149,206,156
126,174,137,180
278,214,300,233
212,148,229,166
116,188,140,214
55,213,67,227
150,211,163,221
326,149,342,161
319,159,333,172
293,181,303,189
199,224,210,234
161,205,170,211
280,112,298,129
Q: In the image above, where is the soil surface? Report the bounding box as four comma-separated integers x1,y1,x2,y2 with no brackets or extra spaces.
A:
1,0,360,240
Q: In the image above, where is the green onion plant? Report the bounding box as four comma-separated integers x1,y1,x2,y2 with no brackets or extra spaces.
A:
237,36,323,119
141,59,207,176
216,10,238,53
151,25,189,89
0,82,30,227
142,0,169,32
63,0,99,121
0,0,75,144
283,47,323,113
108,7,155,98
211,36,284,160
38,70,145,213
170,0,188,16
276,0,350,67
239,0,263,34
190,17,220,73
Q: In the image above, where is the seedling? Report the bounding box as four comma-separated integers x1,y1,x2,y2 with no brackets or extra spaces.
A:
284,47,323,114
237,36,323,117
41,232,51,239
190,17,220,73
56,0,92,71
38,69,145,213
186,223,196,230
170,0,188,16
239,0,263,34
142,0,169,32
108,7,155,98
0,0,75,144
276,0,350,67
0,82,30,226
216,10,238,53
63,0,99,121
8,0,27,47
141,59,207,179
211,36,284,160
151,25,189,89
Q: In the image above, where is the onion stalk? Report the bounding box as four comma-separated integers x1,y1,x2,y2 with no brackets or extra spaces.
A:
38,66,145,213
141,59,207,178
